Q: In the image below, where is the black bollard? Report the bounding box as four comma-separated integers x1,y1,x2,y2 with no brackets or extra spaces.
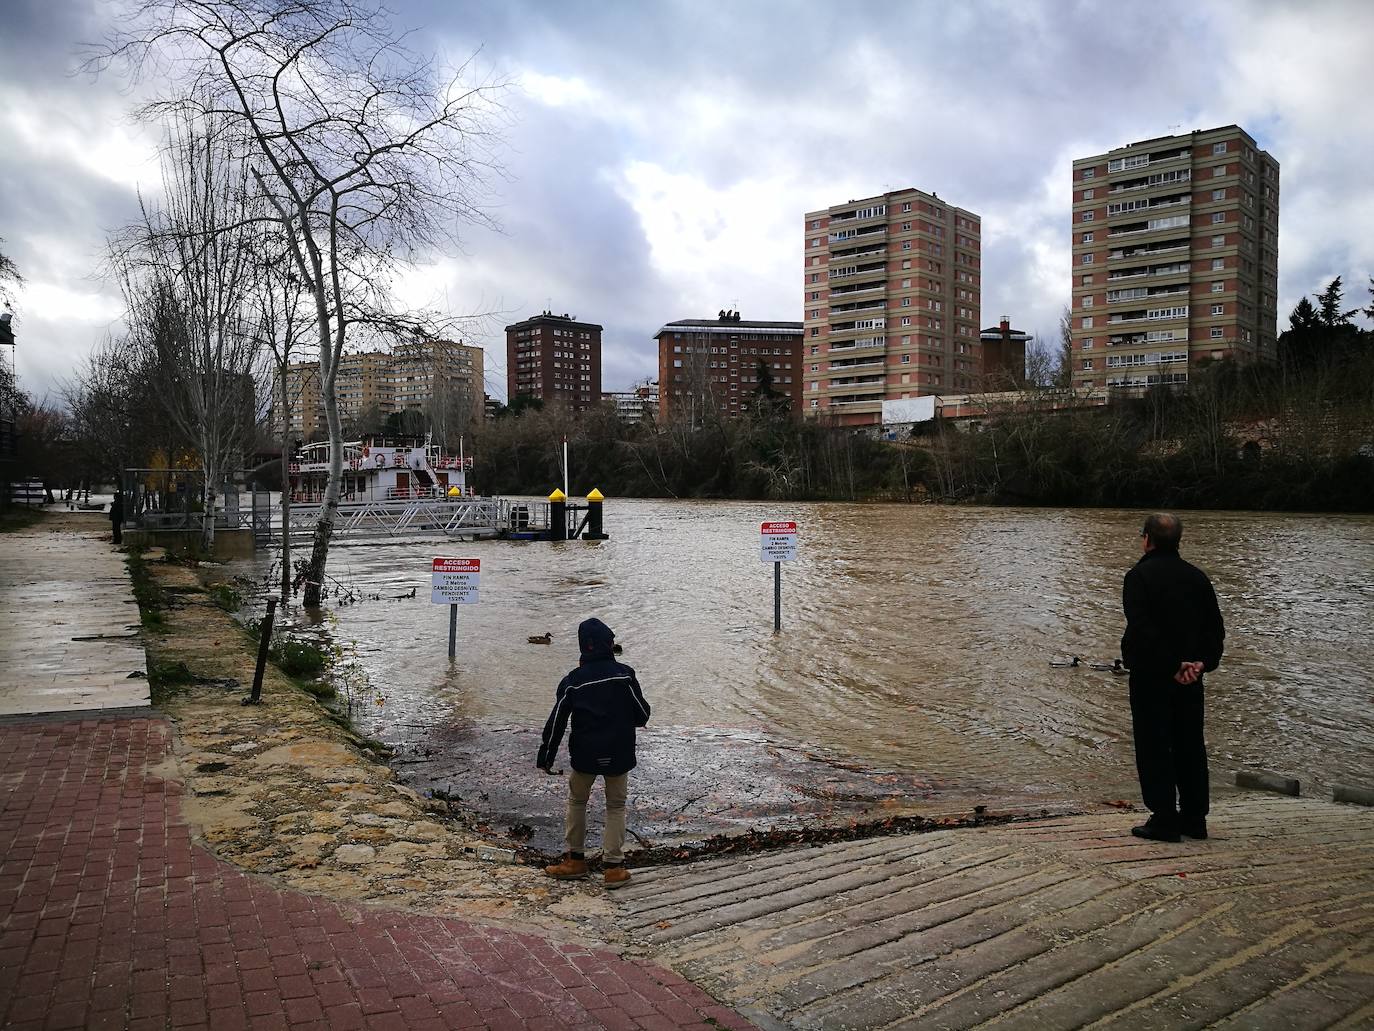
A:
243,597,278,705
548,488,567,541
582,487,609,540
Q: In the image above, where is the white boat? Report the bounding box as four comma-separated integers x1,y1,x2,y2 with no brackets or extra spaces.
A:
287,434,471,504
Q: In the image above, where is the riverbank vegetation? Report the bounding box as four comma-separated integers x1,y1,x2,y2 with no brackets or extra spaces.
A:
476,278,1374,513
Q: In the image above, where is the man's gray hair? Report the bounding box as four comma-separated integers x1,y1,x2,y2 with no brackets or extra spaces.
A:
1143,512,1183,551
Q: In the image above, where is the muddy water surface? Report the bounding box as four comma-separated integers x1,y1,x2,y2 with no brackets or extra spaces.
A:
237,501,1374,853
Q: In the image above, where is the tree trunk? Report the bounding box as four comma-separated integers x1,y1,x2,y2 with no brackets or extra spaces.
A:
303,308,341,608
278,372,292,605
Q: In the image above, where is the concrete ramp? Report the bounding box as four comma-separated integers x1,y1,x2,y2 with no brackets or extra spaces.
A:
618,795,1374,1029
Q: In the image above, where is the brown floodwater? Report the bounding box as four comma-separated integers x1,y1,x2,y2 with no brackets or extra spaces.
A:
236,500,1374,852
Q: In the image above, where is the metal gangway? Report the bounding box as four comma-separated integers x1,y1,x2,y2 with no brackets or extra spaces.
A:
253,494,550,546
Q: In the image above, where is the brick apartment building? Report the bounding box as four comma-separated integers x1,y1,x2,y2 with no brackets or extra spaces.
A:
505,312,602,411
802,187,982,426
1071,125,1279,392
655,311,803,423
979,317,1032,390
281,341,483,440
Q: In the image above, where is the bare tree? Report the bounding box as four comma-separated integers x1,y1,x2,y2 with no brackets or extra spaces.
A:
1054,304,1074,388
0,238,23,312
91,0,508,605
251,245,311,602
111,114,266,549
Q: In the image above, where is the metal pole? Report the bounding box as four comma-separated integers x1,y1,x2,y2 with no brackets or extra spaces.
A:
245,597,278,705
773,560,781,635
448,603,457,659
562,437,569,498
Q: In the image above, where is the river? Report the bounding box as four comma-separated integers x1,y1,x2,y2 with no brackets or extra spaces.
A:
233,500,1374,853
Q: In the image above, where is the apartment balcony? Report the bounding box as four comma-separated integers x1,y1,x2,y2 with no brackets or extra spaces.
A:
827,335,885,351
828,208,886,229
829,299,887,317
829,374,886,387
828,262,886,280
829,245,888,264
1108,169,1192,195
829,225,887,246
828,357,884,371
1108,240,1189,261
828,281,887,298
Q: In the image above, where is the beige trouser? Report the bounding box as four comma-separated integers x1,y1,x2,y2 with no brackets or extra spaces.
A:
566,771,628,864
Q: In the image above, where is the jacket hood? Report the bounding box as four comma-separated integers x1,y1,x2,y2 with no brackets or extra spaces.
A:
578,617,616,662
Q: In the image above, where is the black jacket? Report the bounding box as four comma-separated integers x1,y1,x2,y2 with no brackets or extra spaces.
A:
537,618,650,776
1121,549,1225,682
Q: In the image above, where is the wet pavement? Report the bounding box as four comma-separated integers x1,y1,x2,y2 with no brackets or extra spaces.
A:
0,516,150,717
387,721,1067,857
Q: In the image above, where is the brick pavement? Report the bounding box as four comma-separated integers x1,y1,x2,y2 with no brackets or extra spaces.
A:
0,718,756,1031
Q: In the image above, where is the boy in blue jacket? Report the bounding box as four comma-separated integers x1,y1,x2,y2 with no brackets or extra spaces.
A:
537,618,651,888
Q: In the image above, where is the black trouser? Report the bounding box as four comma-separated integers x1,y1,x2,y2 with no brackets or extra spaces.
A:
1128,677,1209,824
112,523,122,545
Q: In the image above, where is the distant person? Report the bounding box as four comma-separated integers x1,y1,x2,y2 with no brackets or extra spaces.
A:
537,618,650,889
109,492,125,546
1121,513,1225,842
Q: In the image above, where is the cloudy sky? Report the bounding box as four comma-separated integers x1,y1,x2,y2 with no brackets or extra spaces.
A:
3,0,1373,402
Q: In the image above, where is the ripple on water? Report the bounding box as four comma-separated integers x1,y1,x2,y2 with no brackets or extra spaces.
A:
229,501,1374,832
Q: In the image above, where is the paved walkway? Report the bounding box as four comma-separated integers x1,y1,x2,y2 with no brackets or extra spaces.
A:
618,798,1374,1029
0,521,149,716
0,718,755,1030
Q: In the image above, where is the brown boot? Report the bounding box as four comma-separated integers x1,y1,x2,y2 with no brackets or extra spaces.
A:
544,854,589,880
603,865,631,889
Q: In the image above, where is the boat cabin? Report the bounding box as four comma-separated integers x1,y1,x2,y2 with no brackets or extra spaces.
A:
288,435,472,504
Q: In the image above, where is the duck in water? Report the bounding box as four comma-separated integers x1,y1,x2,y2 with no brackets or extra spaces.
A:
1049,655,1082,668
1089,658,1129,674
528,633,553,645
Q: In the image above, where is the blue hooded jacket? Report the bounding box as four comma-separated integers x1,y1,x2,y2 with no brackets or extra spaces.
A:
536,618,650,776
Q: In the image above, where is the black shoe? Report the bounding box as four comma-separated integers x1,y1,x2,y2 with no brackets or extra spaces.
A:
1130,819,1181,843
1180,819,1208,840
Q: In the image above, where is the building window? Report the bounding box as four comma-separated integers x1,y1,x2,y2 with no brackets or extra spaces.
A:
1211,304,1224,315
901,260,911,270
901,221,912,231
1081,211,1094,222
901,241,912,250
1082,168,1095,179
810,399,819,407
900,316,912,326
1082,338,1095,349
1213,166,1226,177
1212,282,1224,293
1210,327,1224,339
810,238,821,248
1082,296,1093,307
1081,254,1094,265
810,327,819,336
1212,212,1226,224
1082,358,1094,370
1082,232,1094,243
1081,274,1093,285
1083,189,1095,200
900,297,911,307
1212,258,1225,270
1082,316,1093,328
1212,142,1227,155
1212,188,1225,201
901,202,912,212
1211,235,1225,247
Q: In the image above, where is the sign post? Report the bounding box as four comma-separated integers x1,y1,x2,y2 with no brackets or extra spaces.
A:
431,558,480,658
759,521,798,634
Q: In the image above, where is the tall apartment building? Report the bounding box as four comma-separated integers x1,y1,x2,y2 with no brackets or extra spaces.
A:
655,311,803,423
280,341,484,440
802,187,981,426
505,312,602,411
1071,125,1279,392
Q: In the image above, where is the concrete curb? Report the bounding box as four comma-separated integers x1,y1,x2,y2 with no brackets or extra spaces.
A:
1333,783,1374,807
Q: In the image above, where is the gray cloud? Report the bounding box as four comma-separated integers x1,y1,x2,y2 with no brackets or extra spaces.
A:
3,0,1372,400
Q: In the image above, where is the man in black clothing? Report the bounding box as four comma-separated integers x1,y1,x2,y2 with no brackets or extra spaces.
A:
537,618,650,889
1121,513,1225,843
109,492,125,546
